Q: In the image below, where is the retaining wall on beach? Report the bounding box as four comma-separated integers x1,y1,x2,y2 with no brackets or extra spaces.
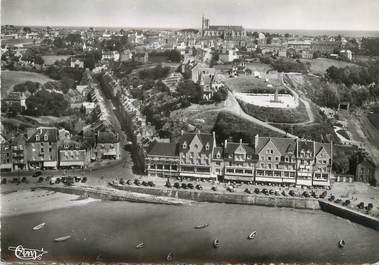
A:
318,199,379,231
42,185,190,206
109,183,321,210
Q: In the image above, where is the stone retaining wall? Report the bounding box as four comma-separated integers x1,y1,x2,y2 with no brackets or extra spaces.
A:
318,199,379,231
109,183,321,210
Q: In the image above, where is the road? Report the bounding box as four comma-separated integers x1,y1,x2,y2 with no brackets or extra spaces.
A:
280,73,315,125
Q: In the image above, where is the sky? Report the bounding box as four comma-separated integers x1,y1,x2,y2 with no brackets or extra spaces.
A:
1,0,379,30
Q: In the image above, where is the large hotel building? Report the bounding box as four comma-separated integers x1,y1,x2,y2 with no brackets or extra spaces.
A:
145,131,333,188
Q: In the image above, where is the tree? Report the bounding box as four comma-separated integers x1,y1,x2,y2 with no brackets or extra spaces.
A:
176,80,202,103
53,37,66,48
65,33,82,45
25,89,69,116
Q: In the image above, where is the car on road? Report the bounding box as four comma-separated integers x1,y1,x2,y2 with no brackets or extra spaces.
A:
148,181,155,187
181,183,187,189
244,188,251,194
32,171,42,178
134,179,141,186
187,183,194,189
174,182,180,189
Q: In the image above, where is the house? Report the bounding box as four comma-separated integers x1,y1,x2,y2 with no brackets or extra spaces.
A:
70,57,85,68
26,127,59,169
162,72,183,93
58,139,87,169
311,40,341,54
145,140,179,178
10,134,28,171
191,63,216,83
223,139,258,182
340,49,353,61
93,131,120,160
178,130,217,180
120,49,133,62
313,142,333,187
219,48,239,63
201,16,246,40
354,154,376,184
0,138,13,172
134,52,148,63
3,92,27,113
102,50,120,61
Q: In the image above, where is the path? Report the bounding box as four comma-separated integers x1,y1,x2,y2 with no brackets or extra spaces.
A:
280,73,316,125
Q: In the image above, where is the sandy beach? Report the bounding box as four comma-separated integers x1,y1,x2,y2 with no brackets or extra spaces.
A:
1,189,99,217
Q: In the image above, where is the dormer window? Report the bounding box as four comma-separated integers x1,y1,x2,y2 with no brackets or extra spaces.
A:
216,152,221,159
36,135,40,141
182,141,187,149
44,134,48,141
205,143,210,150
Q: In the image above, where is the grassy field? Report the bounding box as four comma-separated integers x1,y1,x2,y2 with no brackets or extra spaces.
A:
212,111,283,143
42,55,70,65
368,105,379,130
238,98,308,123
300,58,360,75
1,70,52,97
225,75,285,93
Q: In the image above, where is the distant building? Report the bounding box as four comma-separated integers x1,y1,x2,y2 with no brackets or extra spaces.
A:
311,40,341,54
120,49,133,62
70,57,85,68
3,92,27,113
10,134,28,171
134,52,148,63
354,154,376,184
201,16,246,40
0,138,12,172
340,49,353,61
102,50,120,61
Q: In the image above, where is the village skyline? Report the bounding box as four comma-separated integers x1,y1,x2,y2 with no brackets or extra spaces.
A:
2,0,379,31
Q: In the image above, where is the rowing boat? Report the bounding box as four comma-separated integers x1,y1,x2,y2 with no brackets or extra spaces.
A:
248,231,257,240
54,235,71,242
136,242,144,249
32,222,46,231
194,223,209,229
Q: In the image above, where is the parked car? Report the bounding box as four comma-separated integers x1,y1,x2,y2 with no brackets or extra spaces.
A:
134,179,141,186
211,186,217,191
302,191,310,198
174,182,180,189
21,177,27,183
357,202,365,209
254,188,260,194
187,183,194,189
281,190,287,196
1,178,7,184
38,177,44,183
262,188,269,195
289,190,295,197
195,184,203,190
269,189,274,195
148,181,155,187
244,188,251,194
181,183,187,189
81,177,88,183
328,195,335,202
334,199,342,204
119,178,126,185
32,171,42,178
142,181,148,186
342,200,351,206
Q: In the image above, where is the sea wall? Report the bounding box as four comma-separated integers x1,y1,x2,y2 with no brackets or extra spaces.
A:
109,183,321,210
318,199,379,231
42,185,190,206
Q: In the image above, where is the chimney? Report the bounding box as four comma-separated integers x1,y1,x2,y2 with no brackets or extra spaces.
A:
224,139,228,148
254,134,259,148
240,138,242,144
197,128,201,134
181,130,184,136
212,131,216,146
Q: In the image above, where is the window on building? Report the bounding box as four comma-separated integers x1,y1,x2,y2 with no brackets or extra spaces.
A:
275,157,279,161
270,150,273,154
268,156,271,161
268,164,272,169
44,135,48,141
36,135,40,141
205,143,210,150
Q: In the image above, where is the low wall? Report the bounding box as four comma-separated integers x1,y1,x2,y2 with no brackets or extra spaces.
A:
109,183,321,210
42,185,190,206
318,199,379,231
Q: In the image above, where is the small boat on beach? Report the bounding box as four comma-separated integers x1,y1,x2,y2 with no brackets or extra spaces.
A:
338,239,346,248
194,223,209,229
136,242,145,249
54,235,71,242
166,251,174,261
213,239,220,248
32,222,46,231
248,231,257,240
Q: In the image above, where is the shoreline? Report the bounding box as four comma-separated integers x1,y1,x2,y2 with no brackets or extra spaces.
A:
0,189,100,218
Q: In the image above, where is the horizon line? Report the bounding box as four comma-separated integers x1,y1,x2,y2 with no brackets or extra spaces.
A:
2,23,379,33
